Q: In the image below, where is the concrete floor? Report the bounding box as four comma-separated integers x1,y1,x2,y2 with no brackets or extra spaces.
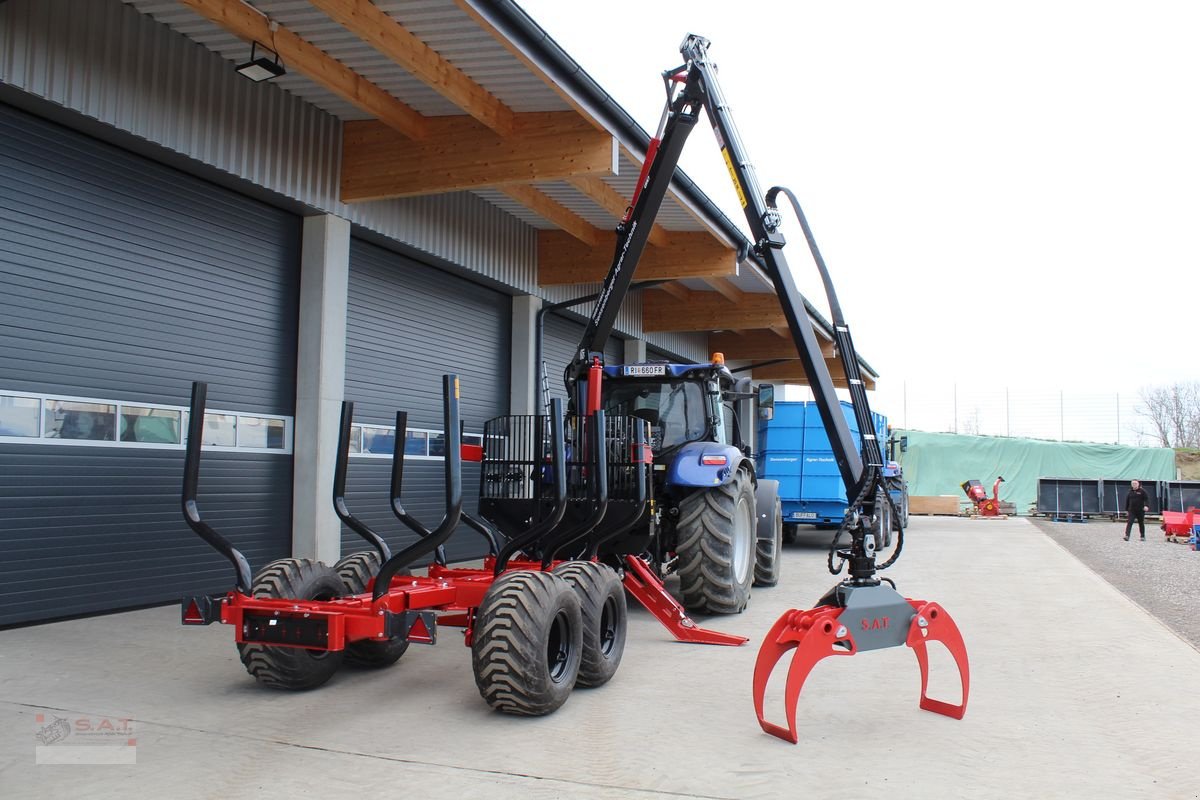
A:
1,516,1198,799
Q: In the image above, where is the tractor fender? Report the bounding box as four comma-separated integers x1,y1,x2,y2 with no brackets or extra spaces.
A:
754,479,781,542
665,442,746,489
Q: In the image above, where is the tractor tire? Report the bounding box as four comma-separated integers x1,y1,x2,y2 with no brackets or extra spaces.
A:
236,558,345,690
552,562,626,688
753,492,783,588
675,469,756,614
333,551,410,669
887,477,910,529
472,570,583,716
872,488,893,550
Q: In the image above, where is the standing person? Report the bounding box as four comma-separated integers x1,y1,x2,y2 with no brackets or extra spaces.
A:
1124,480,1151,541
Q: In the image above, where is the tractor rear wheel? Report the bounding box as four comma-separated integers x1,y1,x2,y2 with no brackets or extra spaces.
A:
334,551,410,668
552,562,626,688
237,558,345,690
472,571,582,715
753,491,783,588
676,469,756,614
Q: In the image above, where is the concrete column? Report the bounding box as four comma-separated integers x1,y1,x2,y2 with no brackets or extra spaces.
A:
292,214,351,564
623,337,647,365
510,295,542,415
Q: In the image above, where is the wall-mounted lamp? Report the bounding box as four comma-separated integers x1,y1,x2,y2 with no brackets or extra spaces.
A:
235,41,285,82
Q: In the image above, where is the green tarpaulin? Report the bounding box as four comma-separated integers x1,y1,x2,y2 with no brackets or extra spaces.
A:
895,430,1176,514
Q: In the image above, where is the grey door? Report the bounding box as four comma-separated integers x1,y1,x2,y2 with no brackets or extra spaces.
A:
341,239,511,562
540,312,624,410
0,104,300,625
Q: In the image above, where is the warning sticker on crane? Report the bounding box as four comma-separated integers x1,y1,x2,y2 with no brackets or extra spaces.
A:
721,148,748,208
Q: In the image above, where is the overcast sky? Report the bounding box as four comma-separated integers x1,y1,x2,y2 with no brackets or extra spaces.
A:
517,0,1197,444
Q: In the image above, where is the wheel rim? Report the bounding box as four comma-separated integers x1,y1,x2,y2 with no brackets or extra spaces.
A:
598,595,617,657
546,609,573,683
733,493,753,585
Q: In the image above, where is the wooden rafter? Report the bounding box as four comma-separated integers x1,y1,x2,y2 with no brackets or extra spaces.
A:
752,359,876,391
341,114,617,201
566,176,671,247
709,330,835,360
642,290,783,332
178,0,428,139
309,0,515,136
497,185,603,247
538,231,736,285
707,277,744,304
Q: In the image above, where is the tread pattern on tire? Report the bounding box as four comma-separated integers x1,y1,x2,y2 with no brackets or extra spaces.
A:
237,558,345,690
675,469,754,614
552,562,626,688
333,551,410,669
753,495,783,588
472,570,582,716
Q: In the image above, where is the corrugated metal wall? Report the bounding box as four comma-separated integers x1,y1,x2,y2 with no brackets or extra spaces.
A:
0,0,691,350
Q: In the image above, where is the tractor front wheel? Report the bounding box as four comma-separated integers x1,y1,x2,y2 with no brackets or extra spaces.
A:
334,551,410,668
675,469,756,614
472,571,582,715
237,558,345,690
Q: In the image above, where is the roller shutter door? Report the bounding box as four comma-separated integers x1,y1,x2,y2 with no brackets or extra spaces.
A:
342,239,510,562
0,104,300,626
540,313,624,409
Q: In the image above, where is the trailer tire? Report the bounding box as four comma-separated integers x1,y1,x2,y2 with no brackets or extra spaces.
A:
782,523,799,545
333,551,410,668
675,469,755,614
552,562,626,688
754,491,783,588
236,558,345,690
472,571,582,715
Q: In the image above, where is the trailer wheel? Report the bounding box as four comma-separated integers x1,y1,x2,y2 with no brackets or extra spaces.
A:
333,551,410,669
552,562,626,688
472,570,582,715
782,523,799,545
236,558,345,690
676,469,755,614
753,490,783,588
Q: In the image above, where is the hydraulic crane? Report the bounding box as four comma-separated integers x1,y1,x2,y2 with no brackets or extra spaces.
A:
564,35,969,743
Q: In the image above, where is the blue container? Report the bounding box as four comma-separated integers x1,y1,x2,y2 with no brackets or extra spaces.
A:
757,401,886,525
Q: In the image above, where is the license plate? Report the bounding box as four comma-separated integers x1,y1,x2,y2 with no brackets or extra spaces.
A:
623,364,666,376
792,512,817,519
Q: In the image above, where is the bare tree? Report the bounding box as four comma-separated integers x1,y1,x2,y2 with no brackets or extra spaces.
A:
1137,382,1200,447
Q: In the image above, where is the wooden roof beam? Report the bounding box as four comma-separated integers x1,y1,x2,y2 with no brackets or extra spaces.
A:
310,0,515,136
642,290,783,332
538,231,736,285
566,176,671,247
709,330,835,359
751,359,876,391
497,185,603,247
178,0,428,139
341,113,617,201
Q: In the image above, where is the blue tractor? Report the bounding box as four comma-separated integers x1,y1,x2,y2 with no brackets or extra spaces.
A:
592,356,782,614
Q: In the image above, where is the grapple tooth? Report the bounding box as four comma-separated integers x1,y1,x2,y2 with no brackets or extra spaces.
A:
752,606,854,743
906,599,970,720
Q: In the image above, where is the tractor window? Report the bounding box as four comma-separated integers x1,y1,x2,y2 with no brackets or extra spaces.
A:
602,379,708,452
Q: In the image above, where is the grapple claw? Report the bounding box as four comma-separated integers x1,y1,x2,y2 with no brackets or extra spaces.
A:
752,606,854,743
906,600,969,720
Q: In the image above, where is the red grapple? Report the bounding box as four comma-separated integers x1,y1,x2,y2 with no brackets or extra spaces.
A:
752,596,969,744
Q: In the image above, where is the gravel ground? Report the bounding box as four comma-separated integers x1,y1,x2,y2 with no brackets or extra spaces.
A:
1029,515,1200,650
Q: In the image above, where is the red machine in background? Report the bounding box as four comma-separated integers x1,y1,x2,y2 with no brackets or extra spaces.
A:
962,477,1006,517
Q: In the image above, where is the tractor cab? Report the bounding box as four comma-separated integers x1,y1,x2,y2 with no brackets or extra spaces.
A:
598,353,747,460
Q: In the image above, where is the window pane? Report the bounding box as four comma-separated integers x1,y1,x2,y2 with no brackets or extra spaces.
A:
363,426,395,456
202,413,236,447
239,416,286,449
120,406,181,444
428,432,446,458
404,430,427,456
0,395,40,437
463,433,483,447
44,400,117,441
349,425,362,454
